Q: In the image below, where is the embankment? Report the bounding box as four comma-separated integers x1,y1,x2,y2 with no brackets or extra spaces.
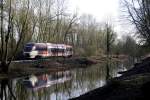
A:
71,57,150,100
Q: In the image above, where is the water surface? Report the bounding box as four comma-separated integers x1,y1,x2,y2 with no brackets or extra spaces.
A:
0,60,132,100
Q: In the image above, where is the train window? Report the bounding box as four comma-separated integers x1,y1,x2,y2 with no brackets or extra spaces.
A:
51,48,57,53
58,49,65,52
36,46,47,51
51,48,65,53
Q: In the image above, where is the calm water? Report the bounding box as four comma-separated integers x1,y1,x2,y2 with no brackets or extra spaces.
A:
0,60,132,100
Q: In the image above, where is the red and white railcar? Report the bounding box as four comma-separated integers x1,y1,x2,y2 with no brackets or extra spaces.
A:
23,43,73,59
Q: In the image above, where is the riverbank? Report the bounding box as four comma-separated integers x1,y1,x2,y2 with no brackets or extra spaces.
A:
71,57,150,100
0,56,127,80
0,57,97,79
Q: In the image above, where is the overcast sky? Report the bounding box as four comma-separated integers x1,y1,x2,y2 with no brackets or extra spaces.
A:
69,0,119,21
68,0,133,38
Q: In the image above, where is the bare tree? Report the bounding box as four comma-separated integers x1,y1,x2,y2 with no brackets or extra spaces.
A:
104,23,116,80
105,24,116,56
122,0,150,46
63,14,78,44
0,0,33,73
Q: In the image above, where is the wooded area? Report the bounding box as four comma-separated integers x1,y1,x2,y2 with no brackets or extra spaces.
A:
0,0,149,72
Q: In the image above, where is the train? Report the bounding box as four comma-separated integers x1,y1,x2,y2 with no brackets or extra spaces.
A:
23,43,73,59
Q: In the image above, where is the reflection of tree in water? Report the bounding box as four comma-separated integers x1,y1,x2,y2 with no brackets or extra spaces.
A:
106,59,112,80
15,80,30,100
105,59,121,80
0,79,16,100
105,59,127,80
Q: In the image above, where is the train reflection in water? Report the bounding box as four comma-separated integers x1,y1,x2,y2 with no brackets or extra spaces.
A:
20,71,72,90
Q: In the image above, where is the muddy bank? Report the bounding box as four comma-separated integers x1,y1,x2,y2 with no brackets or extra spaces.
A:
71,57,150,100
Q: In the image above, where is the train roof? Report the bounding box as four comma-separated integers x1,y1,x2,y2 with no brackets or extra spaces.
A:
25,43,72,48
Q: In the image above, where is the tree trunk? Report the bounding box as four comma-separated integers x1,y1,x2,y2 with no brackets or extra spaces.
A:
1,61,9,73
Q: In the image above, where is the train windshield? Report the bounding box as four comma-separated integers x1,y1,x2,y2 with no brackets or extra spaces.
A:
24,46,33,52
24,43,35,52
